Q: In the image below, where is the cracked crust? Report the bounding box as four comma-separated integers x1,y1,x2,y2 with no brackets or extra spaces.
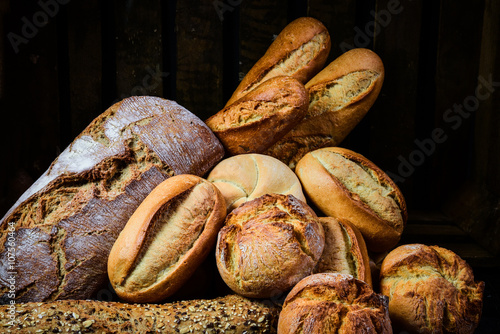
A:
0,96,224,303
379,244,485,334
277,273,391,334
215,194,324,298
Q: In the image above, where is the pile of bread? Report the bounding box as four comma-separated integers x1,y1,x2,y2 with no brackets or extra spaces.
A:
0,17,484,333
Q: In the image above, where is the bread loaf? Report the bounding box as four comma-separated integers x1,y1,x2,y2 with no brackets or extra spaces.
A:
207,153,306,212
0,294,280,333
0,96,224,303
277,273,392,334
225,17,331,106
216,194,324,298
108,174,226,303
315,217,372,287
295,147,407,252
379,244,485,334
266,48,385,169
206,76,308,155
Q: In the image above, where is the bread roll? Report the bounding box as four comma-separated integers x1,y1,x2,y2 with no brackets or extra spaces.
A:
107,174,226,303
0,96,224,303
277,273,392,334
0,294,280,333
379,244,485,334
225,16,331,106
295,147,407,252
216,194,324,298
206,76,308,155
315,217,372,287
266,48,385,169
207,153,306,212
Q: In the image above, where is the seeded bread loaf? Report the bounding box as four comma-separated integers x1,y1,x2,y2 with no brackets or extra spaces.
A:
225,17,331,107
266,48,385,169
207,153,306,212
314,217,372,287
379,244,485,334
216,194,325,298
295,147,407,252
206,76,308,155
0,294,280,333
0,96,224,303
277,273,392,334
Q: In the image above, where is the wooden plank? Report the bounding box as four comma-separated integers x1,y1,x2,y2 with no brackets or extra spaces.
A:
175,1,224,120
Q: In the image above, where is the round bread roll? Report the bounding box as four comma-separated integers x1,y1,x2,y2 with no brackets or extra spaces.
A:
207,153,306,212
379,244,485,334
295,146,407,252
315,217,372,287
277,273,392,334
107,174,226,303
215,194,324,298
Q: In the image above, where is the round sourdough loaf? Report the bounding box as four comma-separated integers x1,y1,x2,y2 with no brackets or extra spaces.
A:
107,174,226,303
315,217,372,287
379,244,485,334
266,48,385,169
225,16,331,106
277,273,392,334
206,76,308,155
207,153,306,212
295,146,407,252
0,96,224,303
215,194,324,298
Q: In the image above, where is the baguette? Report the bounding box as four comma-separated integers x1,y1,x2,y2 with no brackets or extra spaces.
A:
295,147,407,252
0,294,280,333
266,48,385,169
108,174,227,303
0,96,224,303
206,76,308,155
225,17,331,106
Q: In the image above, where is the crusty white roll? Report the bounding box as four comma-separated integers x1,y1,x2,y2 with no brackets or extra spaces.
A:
277,273,392,334
295,146,407,252
379,244,485,334
315,217,372,287
207,153,306,212
107,174,226,303
216,194,324,298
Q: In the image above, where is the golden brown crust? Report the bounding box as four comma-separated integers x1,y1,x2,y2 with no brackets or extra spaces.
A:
107,174,226,303
277,273,392,334
215,194,324,298
295,147,407,253
226,17,331,106
315,217,372,287
0,295,280,333
206,76,308,155
207,153,306,212
266,48,385,169
379,244,485,334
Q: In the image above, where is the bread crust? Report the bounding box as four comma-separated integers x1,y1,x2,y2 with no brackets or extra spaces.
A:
266,48,385,169
277,273,392,334
0,96,224,303
315,217,372,287
207,153,306,212
206,76,308,155
215,194,324,298
107,174,226,303
379,244,485,334
225,16,331,106
295,147,407,252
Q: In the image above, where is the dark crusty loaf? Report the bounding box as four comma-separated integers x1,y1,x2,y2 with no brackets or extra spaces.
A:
379,244,485,334
0,294,280,333
277,273,391,334
0,96,224,303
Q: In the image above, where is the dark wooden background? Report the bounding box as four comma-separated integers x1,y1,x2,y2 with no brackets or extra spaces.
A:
0,0,499,329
